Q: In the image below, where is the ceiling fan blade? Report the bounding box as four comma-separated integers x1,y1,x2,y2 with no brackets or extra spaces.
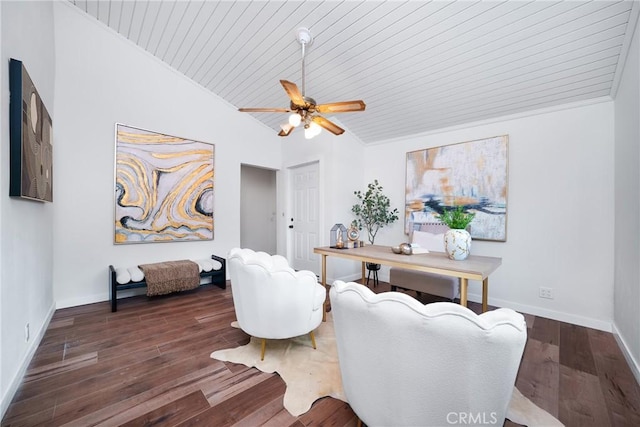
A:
239,107,291,113
280,80,306,107
315,100,366,113
312,116,345,135
278,124,294,137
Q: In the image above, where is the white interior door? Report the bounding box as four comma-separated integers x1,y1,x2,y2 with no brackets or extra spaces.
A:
289,162,319,274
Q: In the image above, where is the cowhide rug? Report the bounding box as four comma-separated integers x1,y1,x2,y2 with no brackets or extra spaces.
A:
211,315,563,425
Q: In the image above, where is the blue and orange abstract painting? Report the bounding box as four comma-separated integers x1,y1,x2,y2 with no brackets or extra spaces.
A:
405,135,508,241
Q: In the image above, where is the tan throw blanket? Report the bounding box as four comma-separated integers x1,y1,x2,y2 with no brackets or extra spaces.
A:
139,260,200,296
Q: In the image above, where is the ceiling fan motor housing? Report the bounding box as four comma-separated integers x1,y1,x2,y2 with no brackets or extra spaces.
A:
290,97,317,111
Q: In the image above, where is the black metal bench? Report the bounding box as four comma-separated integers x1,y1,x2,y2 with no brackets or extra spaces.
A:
109,254,226,312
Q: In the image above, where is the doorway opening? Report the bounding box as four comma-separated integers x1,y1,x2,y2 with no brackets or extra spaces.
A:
240,164,277,254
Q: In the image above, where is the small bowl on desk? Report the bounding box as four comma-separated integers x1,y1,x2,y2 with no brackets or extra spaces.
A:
400,243,413,255
391,243,412,255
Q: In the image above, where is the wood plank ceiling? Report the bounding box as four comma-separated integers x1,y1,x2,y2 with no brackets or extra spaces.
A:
70,0,639,144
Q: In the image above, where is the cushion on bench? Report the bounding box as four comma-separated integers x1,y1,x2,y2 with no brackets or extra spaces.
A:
197,259,213,272
115,259,223,285
128,266,145,282
115,268,131,285
196,258,223,272
110,254,227,312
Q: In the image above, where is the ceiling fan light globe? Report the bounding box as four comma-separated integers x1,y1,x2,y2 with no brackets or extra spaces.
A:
309,121,322,136
288,113,302,127
304,127,315,139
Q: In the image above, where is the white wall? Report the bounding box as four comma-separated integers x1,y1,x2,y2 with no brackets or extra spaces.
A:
0,0,56,418
52,1,282,308
281,126,365,282
614,20,640,379
363,101,615,331
280,100,618,334
1,3,4,416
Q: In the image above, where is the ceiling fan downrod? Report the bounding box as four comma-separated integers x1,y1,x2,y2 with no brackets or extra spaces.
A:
296,28,313,98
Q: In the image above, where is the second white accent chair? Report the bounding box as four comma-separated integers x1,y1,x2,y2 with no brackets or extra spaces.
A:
330,280,527,427
227,248,326,360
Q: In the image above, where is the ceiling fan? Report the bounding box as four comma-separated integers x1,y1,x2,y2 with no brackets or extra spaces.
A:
238,28,366,139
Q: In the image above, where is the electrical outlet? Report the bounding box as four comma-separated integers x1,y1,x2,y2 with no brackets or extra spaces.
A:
539,287,553,299
25,323,30,342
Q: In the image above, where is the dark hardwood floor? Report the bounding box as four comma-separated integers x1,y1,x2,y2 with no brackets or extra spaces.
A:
2,280,640,426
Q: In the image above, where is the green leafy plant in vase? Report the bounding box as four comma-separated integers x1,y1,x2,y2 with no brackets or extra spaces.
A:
438,206,475,260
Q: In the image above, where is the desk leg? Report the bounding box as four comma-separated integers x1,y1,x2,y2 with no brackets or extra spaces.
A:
361,262,366,284
482,278,488,313
322,254,327,322
460,278,468,307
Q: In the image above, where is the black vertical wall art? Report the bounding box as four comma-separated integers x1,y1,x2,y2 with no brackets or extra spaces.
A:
9,58,53,202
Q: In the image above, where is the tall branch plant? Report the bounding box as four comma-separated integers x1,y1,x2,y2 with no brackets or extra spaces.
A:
351,180,399,244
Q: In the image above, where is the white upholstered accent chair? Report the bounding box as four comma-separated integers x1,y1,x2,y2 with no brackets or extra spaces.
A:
330,280,527,427
228,248,326,360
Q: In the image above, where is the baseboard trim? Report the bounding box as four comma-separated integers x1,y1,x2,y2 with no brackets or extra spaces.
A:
338,271,612,332
612,323,640,386
55,293,108,309
1,302,56,420
55,288,146,310
478,293,612,332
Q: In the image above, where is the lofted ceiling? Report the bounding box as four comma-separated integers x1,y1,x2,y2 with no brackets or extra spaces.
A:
70,0,639,144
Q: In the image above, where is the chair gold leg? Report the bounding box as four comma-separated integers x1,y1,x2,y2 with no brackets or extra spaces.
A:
309,331,317,349
260,338,266,361
322,255,327,322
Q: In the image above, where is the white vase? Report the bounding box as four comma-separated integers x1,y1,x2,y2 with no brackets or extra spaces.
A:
444,229,471,260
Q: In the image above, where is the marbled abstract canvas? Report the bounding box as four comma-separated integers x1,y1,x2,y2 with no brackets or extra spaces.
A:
114,124,214,244
405,135,508,241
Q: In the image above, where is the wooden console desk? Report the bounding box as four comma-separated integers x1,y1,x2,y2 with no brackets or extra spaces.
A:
314,245,502,316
